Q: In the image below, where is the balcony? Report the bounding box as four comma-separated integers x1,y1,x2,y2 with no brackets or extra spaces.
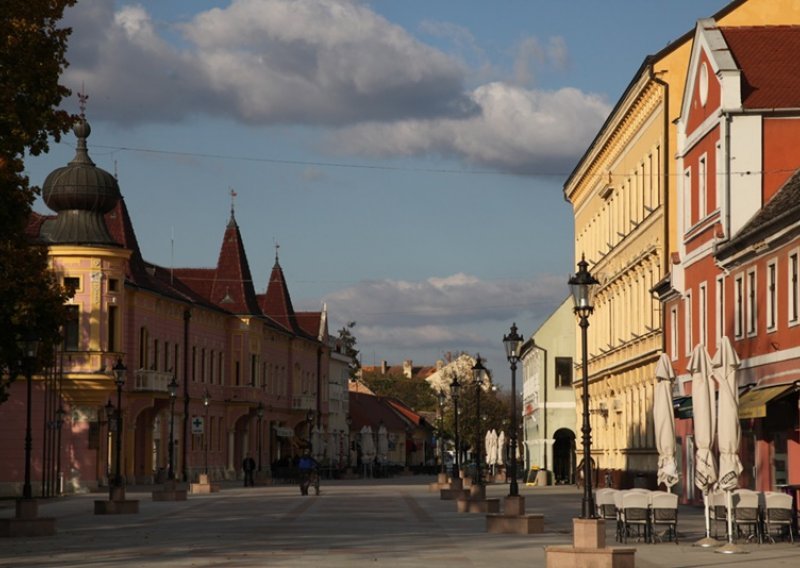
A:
133,369,173,393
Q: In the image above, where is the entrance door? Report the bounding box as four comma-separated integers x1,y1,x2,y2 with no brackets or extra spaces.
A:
552,428,576,485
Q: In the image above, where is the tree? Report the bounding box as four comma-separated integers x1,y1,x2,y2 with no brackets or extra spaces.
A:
336,321,361,380
360,368,436,412
0,0,77,402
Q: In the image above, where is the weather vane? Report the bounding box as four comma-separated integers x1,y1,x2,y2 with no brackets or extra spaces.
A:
274,239,280,263
229,187,237,218
78,83,89,118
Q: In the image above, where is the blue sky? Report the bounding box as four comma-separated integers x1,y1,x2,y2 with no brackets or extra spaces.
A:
25,0,729,387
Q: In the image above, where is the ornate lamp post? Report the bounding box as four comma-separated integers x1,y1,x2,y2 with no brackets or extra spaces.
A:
112,358,127,488
256,402,265,472
203,389,210,475
104,400,114,481
437,390,446,475
16,332,40,500
503,323,523,497
306,409,315,450
471,354,488,486
569,255,600,519
168,375,179,480
450,373,461,480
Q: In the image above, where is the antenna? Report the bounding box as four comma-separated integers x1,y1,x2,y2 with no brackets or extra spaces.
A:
170,226,174,285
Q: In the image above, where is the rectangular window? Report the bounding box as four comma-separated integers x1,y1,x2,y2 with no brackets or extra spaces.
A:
698,155,707,218
164,341,169,372
108,278,118,292
192,346,197,382
64,305,80,351
555,357,573,388
108,306,118,352
63,276,80,293
683,167,692,231
219,354,224,385
250,354,257,386
201,348,206,383
747,269,757,335
699,283,707,347
767,260,777,331
685,292,693,354
174,344,179,377
139,327,148,368
235,361,240,386
670,306,678,360
209,351,215,385
716,276,724,341
790,252,799,324
153,340,159,370
735,276,744,338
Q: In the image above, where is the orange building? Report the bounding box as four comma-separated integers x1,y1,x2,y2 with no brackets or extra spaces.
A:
658,19,800,499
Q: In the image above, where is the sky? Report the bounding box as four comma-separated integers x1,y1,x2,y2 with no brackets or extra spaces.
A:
25,0,731,388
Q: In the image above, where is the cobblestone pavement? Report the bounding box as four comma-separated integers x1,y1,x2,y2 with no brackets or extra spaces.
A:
2,476,799,567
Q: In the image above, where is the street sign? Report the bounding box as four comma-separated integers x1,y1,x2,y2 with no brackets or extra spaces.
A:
191,416,204,435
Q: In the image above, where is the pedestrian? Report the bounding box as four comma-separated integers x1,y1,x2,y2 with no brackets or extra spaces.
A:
298,450,319,495
242,454,256,487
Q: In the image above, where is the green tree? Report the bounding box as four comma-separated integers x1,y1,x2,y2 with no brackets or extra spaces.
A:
360,368,436,412
0,0,77,401
336,321,361,379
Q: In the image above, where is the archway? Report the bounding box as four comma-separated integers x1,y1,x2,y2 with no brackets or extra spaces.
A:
552,428,576,485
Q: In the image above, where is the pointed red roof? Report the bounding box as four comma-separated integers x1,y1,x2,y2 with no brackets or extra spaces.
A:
209,215,261,315
260,259,303,334
721,26,800,109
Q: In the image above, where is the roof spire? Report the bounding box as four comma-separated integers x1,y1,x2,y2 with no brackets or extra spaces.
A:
228,187,237,226
274,239,280,264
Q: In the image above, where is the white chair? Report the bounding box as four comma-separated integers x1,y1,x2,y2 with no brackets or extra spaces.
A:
708,490,728,539
620,491,651,543
732,489,761,543
763,492,794,544
650,491,679,543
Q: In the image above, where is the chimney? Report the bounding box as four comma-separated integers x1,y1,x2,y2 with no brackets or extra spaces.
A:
403,360,413,378
381,360,388,375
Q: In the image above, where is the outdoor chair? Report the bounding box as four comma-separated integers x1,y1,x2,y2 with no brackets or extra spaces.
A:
596,488,619,520
620,491,651,543
763,491,794,544
732,489,761,543
708,490,728,539
650,491,679,543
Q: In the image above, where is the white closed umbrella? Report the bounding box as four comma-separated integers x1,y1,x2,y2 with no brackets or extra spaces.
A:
496,431,505,466
654,354,679,491
485,429,497,466
689,344,718,546
360,426,375,462
377,424,389,464
714,336,743,553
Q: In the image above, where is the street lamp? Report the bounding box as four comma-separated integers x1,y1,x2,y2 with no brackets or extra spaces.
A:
256,402,265,472
112,358,127,488
16,331,40,500
450,372,461,480
203,389,210,475
437,390,446,475
503,323,523,497
306,408,315,451
471,354,488,486
168,375,179,480
104,400,114,481
569,254,600,519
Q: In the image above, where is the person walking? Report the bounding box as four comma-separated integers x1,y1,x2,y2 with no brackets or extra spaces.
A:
242,454,256,487
298,450,319,495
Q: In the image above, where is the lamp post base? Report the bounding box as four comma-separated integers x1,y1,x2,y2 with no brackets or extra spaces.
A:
0,499,56,538
544,519,636,567
94,486,139,514
152,479,188,501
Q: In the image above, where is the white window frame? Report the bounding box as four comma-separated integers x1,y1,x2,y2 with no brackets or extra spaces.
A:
766,259,778,332
734,275,744,339
698,154,707,219
685,291,693,354
699,282,708,347
716,276,725,341
790,250,799,326
683,166,693,233
747,268,757,337
670,306,678,360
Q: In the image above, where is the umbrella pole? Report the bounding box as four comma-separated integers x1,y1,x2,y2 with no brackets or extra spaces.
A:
716,490,747,554
695,490,721,547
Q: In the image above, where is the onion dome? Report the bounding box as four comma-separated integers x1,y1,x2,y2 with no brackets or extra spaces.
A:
41,117,120,245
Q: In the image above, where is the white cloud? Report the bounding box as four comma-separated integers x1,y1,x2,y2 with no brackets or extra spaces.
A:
329,82,610,174
63,0,473,125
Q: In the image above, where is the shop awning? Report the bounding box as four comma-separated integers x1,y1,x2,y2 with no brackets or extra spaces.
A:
738,384,794,419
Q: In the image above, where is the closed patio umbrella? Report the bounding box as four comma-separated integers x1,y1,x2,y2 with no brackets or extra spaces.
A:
377,424,389,465
496,431,505,467
689,344,718,547
714,336,744,554
654,354,679,491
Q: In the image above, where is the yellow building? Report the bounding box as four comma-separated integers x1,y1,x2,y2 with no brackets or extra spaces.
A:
562,0,800,486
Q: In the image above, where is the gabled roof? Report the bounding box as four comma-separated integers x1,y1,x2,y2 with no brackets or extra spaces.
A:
385,397,429,428
721,26,800,109
208,214,262,315
348,391,412,431
717,168,800,259
295,310,325,340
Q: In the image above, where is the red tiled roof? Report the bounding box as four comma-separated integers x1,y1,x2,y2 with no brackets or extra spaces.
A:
295,311,322,339
721,26,800,109
209,216,261,315
260,260,317,340
348,391,410,431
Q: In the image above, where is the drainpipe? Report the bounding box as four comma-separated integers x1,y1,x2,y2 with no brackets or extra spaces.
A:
652,69,670,353
182,308,191,482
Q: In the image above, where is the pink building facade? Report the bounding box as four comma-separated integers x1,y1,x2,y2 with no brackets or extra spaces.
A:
0,117,330,496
